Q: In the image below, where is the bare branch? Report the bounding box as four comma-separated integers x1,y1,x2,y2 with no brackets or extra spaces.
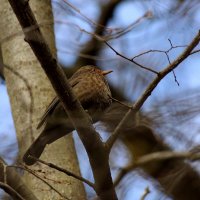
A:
190,49,200,55
0,182,25,200
105,41,159,74
8,165,69,200
57,0,112,32
56,1,152,42
132,39,188,86
0,158,38,200
132,46,186,60
172,69,180,86
109,96,132,110
106,30,200,151
140,187,150,200
28,156,95,189
104,11,153,41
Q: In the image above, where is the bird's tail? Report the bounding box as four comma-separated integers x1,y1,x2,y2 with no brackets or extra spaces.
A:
23,109,102,165
23,135,46,165
23,121,73,165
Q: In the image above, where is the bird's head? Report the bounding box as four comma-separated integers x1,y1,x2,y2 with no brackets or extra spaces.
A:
77,65,113,76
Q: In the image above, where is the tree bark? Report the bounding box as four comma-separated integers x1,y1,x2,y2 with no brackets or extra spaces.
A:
0,1,86,199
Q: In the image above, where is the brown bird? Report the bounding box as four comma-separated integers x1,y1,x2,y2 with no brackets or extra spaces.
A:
23,65,112,165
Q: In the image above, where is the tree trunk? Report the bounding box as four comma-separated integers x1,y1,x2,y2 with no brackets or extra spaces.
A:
0,1,86,199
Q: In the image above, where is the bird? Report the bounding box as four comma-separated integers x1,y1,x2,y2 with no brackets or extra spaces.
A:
23,65,113,165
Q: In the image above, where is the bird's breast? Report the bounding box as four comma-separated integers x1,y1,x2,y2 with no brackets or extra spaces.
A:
72,75,111,110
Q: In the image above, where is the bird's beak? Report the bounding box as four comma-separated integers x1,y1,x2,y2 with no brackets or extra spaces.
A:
102,70,113,76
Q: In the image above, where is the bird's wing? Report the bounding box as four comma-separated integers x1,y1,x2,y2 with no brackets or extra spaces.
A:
37,96,60,129
37,76,80,129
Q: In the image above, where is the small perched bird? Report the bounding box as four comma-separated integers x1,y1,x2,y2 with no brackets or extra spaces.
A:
23,65,112,165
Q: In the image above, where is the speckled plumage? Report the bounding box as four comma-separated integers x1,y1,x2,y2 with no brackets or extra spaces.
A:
23,65,112,165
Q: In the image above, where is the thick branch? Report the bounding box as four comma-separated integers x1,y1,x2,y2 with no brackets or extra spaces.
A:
0,182,25,200
8,0,117,199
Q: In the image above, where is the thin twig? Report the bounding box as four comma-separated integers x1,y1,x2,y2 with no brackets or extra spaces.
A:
8,165,69,200
61,0,110,31
132,39,187,85
190,49,200,55
58,48,115,61
110,96,132,109
58,0,152,41
172,69,180,86
28,156,95,189
104,11,153,41
140,187,150,200
105,41,159,74
132,41,187,60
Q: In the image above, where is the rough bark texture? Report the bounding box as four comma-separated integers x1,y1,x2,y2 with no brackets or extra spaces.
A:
0,1,86,199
